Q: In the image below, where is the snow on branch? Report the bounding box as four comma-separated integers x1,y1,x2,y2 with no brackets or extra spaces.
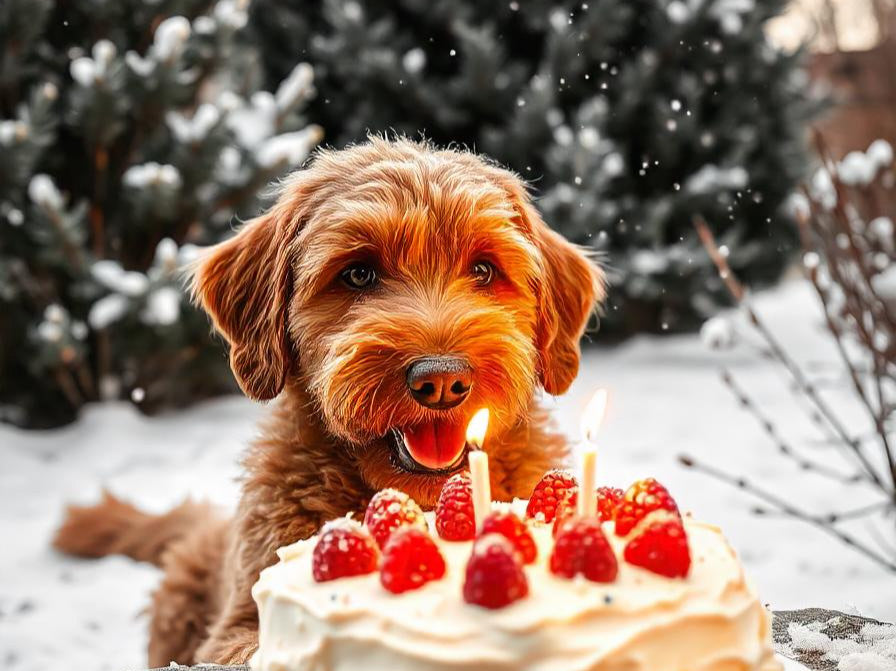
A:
686,138,896,571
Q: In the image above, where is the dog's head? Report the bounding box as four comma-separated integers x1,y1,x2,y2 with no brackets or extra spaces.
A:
193,138,603,494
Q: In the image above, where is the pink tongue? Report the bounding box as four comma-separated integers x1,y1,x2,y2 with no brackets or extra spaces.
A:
402,419,467,470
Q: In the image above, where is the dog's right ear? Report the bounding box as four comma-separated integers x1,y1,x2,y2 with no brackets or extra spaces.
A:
191,207,297,401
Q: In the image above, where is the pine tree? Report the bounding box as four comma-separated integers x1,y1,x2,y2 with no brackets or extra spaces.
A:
252,0,812,333
0,0,321,427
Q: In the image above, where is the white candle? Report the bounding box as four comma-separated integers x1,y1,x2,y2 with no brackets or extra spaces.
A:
578,389,608,518
578,448,597,517
468,450,491,530
465,408,491,530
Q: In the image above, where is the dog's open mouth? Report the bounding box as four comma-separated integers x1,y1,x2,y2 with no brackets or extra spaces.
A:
387,419,468,474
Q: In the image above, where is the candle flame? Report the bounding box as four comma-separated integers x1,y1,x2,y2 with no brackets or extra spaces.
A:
466,408,490,449
580,389,608,443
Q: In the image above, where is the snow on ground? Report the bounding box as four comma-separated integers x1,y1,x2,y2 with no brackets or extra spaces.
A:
1,279,894,671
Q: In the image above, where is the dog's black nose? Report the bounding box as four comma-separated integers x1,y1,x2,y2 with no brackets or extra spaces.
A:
406,356,473,409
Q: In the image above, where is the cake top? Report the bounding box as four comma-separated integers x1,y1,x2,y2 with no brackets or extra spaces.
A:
289,471,699,608
261,507,744,621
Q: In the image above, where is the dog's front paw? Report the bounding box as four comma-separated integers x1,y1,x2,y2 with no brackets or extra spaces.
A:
196,628,258,665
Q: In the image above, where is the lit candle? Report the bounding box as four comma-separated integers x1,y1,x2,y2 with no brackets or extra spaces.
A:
466,408,491,530
578,389,608,518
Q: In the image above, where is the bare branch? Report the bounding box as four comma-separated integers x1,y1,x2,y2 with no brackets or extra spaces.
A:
694,216,886,490
679,455,896,572
719,368,867,485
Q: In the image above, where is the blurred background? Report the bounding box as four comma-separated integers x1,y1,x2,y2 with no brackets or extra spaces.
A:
2,1,896,669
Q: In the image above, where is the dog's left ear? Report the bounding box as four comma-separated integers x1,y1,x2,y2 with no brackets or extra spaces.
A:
486,164,604,394
516,200,605,396
532,213,604,394
191,205,298,401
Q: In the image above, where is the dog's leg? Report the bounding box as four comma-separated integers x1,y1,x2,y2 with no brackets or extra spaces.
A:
194,598,259,665
187,404,371,664
193,509,323,665
204,629,259,666
193,551,265,665
147,518,229,667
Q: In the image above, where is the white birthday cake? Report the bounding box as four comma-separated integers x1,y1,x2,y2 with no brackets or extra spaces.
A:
250,472,780,671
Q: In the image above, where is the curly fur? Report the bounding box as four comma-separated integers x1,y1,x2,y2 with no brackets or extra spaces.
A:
53,137,603,666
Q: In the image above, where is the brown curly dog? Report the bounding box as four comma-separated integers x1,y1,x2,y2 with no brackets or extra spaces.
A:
53,138,604,666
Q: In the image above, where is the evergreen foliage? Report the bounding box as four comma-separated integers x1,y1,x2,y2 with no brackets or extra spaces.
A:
0,0,321,427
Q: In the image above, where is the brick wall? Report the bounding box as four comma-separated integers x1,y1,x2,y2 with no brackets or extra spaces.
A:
809,40,896,158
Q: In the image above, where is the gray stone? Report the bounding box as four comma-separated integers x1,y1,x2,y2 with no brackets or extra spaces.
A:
773,608,891,671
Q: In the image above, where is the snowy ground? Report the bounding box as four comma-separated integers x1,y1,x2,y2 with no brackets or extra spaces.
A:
1,279,895,671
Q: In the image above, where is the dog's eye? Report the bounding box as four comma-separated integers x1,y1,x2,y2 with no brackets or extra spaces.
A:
341,263,378,290
471,261,495,286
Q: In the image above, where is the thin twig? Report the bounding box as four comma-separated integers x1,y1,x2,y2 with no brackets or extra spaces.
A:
679,454,896,572
694,216,886,490
799,133,896,493
88,146,108,257
797,213,896,492
53,367,82,408
814,130,896,332
866,518,896,559
720,368,867,485
44,206,87,271
749,500,892,523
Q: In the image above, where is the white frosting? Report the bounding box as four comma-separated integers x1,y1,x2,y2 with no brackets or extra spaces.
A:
251,502,781,671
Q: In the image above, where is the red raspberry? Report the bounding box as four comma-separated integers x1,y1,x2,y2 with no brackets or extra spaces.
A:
463,533,529,609
551,487,578,537
550,516,618,582
525,469,578,522
480,508,537,564
597,487,624,521
312,518,379,582
364,488,427,548
551,486,623,536
623,517,691,578
614,478,680,536
435,472,476,541
379,527,446,594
